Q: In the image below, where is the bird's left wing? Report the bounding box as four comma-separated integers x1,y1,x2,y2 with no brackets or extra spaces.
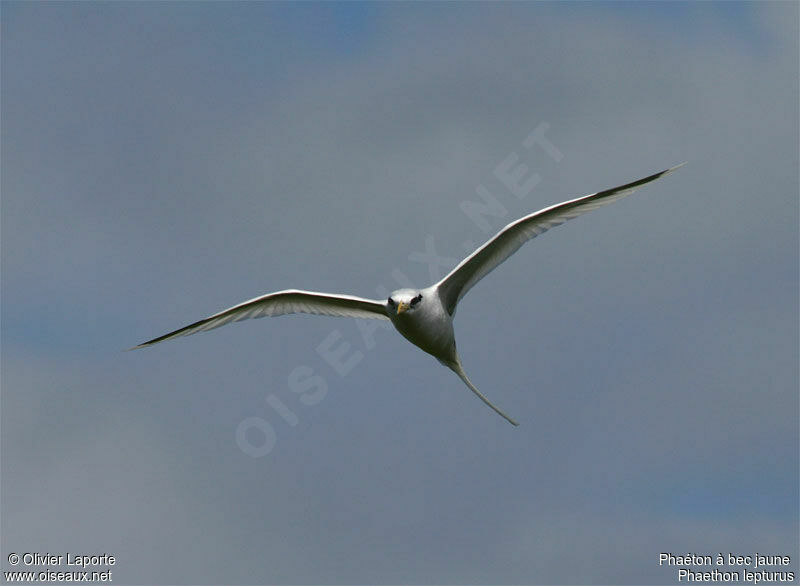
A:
436,164,684,315
131,289,389,349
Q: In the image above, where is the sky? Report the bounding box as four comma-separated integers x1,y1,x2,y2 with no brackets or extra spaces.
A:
2,2,798,584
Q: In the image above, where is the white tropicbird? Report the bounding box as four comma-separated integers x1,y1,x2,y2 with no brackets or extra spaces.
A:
133,164,684,426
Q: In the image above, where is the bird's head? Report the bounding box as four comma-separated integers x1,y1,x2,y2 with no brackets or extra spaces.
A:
387,289,423,316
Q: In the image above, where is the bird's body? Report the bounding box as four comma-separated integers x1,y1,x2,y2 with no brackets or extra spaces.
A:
388,287,456,363
133,164,684,426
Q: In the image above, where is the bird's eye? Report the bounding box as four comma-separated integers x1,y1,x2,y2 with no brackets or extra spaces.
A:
411,294,422,305
388,298,395,306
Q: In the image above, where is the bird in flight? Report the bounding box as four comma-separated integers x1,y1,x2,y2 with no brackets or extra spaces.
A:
132,164,684,426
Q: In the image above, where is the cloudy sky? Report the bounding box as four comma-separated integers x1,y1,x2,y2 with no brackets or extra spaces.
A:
2,2,797,584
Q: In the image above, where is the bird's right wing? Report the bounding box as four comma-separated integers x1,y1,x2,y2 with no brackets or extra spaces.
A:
435,164,684,315
131,289,389,349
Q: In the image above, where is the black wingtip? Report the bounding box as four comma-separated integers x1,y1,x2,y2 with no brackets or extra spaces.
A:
125,343,148,352
661,162,687,176
642,162,687,185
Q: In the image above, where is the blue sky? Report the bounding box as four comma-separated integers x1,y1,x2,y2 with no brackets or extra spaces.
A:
2,2,798,584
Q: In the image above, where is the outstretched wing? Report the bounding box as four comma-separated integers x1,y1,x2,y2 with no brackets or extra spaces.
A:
131,289,389,349
435,164,684,315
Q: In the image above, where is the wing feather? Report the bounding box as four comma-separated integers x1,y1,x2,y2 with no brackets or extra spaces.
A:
436,164,684,314
131,289,389,349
